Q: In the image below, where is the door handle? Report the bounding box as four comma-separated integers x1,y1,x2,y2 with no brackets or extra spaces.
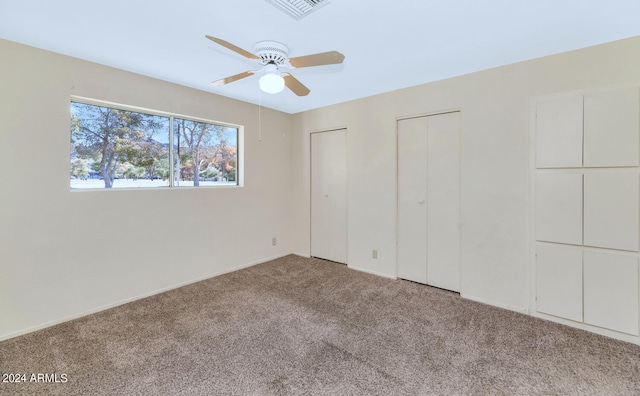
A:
418,200,425,204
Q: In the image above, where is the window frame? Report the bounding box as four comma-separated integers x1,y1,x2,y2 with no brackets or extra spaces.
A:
70,96,243,190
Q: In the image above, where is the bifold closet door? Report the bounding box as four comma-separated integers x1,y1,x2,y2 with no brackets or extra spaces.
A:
397,113,460,292
311,129,347,264
397,117,429,283
426,113,460,292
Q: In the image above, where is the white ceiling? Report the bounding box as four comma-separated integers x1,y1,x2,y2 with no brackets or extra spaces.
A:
1,0,639,114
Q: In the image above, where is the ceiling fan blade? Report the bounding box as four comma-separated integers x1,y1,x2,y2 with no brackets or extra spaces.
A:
212,71,256,86
205,35,260,60
283,73,310,96
289,51,345,68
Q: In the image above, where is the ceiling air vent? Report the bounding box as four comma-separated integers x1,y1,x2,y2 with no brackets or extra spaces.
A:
264,0,330,20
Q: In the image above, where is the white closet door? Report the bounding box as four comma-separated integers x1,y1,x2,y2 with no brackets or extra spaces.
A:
427,113,461,292
397,112,461,290
397,117,429,283
311,129,347,264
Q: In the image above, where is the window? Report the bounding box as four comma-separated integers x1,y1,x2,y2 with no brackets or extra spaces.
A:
173,118,238,187
70,100,239,189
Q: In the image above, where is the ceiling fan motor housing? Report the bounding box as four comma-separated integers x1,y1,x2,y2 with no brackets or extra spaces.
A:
253,40,290,66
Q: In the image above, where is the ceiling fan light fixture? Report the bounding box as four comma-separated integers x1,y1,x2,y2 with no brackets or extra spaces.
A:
259,64,285,94
259,73,285,94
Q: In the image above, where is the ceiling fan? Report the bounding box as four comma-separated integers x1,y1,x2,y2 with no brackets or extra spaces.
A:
205,35,345,96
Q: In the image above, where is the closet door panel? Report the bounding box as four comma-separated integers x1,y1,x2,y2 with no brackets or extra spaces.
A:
584,250,639,335
583,173,639,252
311,129,347,264
535,95,583,168
536,243,583,322
397,117,428,284
426,112,460,292
535,173,583,245
584,88,640,168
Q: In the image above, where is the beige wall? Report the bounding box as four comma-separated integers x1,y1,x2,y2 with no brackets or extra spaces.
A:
0,39,293,340
291,36,640,316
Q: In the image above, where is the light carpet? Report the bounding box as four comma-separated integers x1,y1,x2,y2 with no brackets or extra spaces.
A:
1,255,639,395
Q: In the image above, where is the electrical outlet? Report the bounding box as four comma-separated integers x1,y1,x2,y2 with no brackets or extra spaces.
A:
372,250,378,259
272,237,277,246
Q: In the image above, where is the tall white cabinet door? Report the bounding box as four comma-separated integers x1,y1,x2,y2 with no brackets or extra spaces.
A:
426,113,461,292
397,117,429,284
311,129,348,264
